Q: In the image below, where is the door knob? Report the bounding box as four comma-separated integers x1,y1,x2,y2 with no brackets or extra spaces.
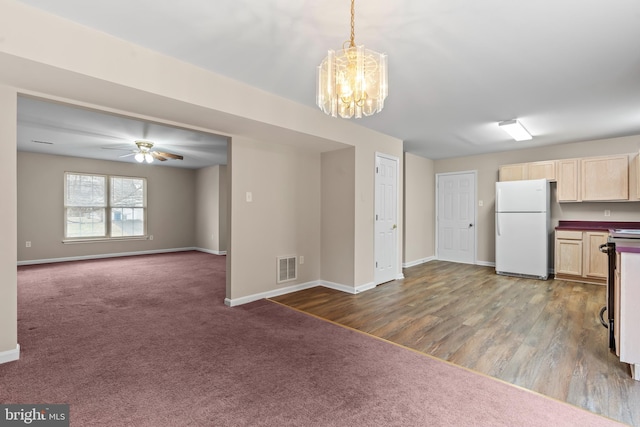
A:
469,223,474,228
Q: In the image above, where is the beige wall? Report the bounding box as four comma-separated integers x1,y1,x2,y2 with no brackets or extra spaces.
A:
321,147,355,286
0,0,403,353
17,152,197,262
404,153,435,265
218,165,228,252
0,85,18,356
195,164,227,253
227,137,322,300
433,135,640,264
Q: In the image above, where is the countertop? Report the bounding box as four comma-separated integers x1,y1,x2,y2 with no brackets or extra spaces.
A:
617,245,640,254
555,220,640,232
611,238,640,254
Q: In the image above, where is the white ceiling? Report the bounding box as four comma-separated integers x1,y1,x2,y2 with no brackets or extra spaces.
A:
13,0,640,164
17,96,229,169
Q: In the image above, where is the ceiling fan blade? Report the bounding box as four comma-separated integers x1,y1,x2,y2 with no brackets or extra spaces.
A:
102,144,135,151
151,151,168,161
119,152,136,158
154,151,183,160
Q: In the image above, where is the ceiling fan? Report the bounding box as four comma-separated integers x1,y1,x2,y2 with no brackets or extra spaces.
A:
121,140,184,163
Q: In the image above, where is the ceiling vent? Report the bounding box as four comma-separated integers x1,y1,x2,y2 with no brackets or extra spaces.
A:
277,256,297,284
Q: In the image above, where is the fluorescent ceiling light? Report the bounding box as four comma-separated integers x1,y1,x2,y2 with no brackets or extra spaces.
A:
498,119,532,141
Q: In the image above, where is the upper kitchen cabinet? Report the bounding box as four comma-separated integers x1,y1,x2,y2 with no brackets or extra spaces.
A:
581,155,628,201
499,163,527,181
499,160,556,182
500,153,635,202
556,155,631,202
557,159,580,202
528,160,557,181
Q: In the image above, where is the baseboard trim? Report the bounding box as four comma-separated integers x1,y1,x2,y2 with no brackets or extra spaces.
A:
17,248,200,266
476,260,495,267
403,256,436,268
320,280,358,294
356,281,377,293
0,344,20,365
195,248,227,256
225,280,321,307
226,279,380,306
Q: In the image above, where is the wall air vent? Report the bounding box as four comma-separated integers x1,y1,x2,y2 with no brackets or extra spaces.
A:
277,256,297,283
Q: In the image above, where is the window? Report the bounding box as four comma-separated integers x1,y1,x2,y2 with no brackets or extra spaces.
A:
64,172,147,240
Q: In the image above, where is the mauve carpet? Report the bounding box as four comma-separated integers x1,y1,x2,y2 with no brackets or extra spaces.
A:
1,251,625,426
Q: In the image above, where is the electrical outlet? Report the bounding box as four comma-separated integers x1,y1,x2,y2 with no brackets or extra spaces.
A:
149,235,154,240
300,256,304,265
604,210,611,217
478,200,484,207
25,241,31,248
246,192,253,202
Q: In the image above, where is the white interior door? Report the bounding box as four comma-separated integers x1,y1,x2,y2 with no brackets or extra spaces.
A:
375,154,399,284
437,172,476,264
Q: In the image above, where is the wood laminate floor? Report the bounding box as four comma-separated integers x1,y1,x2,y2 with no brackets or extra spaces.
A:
271,261,640,426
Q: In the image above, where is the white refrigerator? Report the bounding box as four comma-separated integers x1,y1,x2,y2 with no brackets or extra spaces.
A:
495,179,550,280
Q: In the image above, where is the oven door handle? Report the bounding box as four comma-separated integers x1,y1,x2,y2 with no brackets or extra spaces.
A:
599,306,608,328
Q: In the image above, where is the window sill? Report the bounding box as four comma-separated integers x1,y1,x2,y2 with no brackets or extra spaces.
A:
62,236,148,244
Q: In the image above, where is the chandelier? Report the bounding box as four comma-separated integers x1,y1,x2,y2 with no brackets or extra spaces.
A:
316,0,388,119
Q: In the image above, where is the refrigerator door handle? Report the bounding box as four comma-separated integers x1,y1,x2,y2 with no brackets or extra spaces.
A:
495,188,501,236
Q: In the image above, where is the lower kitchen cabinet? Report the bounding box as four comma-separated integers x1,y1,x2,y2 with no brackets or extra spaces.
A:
555,230,582,276
583,232,609,280
555,230,607,284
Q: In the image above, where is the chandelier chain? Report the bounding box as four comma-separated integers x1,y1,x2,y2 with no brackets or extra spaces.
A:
349,0,356,48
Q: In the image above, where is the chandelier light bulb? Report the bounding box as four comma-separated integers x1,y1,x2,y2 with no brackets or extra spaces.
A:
135,152,144,163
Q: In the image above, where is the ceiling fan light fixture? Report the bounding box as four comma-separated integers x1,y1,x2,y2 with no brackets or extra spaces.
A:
316,0,388,119
127,140,181,163
498,119,532,141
